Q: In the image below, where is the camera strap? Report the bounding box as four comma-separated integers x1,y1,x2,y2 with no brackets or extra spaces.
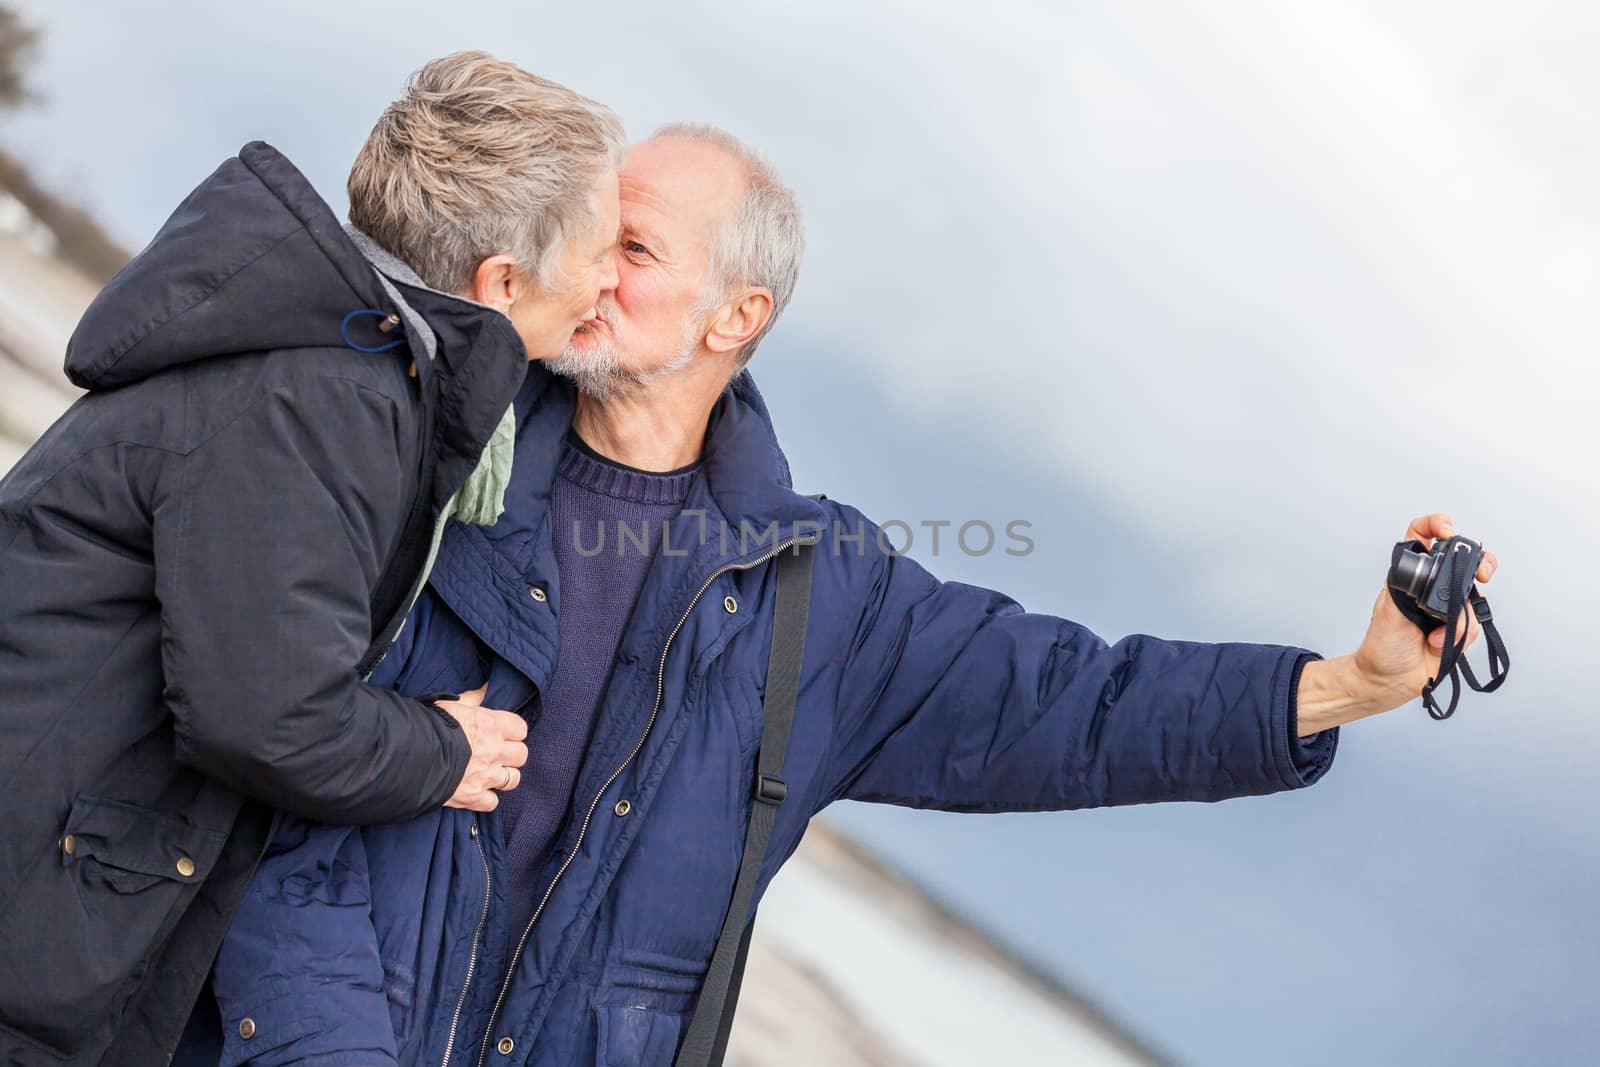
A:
1388,541,1510,719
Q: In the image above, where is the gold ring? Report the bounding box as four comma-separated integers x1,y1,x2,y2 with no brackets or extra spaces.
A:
501,767,514,791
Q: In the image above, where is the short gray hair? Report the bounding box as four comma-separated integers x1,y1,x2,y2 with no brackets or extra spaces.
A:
652,123,805,366
349,51,625,295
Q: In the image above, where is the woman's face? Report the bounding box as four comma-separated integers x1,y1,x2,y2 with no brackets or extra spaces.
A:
504,166,622,361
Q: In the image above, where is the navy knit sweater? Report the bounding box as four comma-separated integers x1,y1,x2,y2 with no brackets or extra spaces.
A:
496,433,700,934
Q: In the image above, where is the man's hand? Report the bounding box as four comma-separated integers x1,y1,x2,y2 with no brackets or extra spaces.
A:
436,685,530,811
1297,512,1500,735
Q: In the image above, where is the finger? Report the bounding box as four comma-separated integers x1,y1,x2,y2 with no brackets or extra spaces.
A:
496,739,529,770
1477,551,1498,583
501,767,522,793
467,745,523,780
458,684,488,708
1404,512,1454,545
444,789,498,813
485,708,529,742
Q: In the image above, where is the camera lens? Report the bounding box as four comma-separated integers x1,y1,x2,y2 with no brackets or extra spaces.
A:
1389,546,1438,602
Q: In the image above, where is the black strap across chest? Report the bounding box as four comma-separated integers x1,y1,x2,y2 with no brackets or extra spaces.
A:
675,540,816,1067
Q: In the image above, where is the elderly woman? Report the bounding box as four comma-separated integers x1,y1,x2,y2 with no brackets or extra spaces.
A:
0,51,621,1066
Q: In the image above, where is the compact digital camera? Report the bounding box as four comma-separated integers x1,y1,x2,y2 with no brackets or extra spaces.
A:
1387,534,1484,623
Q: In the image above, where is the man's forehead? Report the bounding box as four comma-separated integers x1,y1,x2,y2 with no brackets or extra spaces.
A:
620,137,745,235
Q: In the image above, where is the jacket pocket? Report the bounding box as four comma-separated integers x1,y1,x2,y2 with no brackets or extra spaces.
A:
64,792,228,900
0,794,228,1058
593,1004,686,1067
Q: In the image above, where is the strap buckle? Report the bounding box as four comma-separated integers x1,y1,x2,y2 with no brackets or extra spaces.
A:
1473,594,1494,625
756,774,788,805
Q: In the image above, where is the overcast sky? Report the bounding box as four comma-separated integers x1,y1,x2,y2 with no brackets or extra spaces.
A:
5,2,1596,1063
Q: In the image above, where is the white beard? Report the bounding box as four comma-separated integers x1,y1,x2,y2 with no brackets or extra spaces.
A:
549,306,702,402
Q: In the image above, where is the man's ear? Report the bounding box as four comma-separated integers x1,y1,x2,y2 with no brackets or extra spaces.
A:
704,287,774,356
465,255,525,315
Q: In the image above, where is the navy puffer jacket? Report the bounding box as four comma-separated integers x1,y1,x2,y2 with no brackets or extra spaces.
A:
208,367,1336,1067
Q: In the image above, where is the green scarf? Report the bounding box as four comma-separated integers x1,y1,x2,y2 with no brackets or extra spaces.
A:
361,404,516,680
417,403,516,607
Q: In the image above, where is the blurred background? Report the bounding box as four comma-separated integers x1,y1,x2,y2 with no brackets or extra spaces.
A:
1,2,1594,1064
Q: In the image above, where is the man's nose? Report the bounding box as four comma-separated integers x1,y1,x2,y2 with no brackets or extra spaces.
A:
598,246,621,294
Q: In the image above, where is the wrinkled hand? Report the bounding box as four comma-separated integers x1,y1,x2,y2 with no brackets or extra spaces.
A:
1350,512,1499,709
436,685,529,812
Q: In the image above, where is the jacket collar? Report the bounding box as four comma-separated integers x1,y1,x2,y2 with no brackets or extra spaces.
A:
507,364,828,565
426,363,825,692
699,370,827,547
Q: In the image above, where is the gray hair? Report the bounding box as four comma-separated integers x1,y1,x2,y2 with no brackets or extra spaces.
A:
349,51,625,295
652,123,805,366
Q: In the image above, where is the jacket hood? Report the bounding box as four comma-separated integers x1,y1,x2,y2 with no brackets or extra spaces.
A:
65,142,398,390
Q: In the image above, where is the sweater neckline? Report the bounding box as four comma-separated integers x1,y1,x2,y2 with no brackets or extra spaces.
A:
557,433,702,505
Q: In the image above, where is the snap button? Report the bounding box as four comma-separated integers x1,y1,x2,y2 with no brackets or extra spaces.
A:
529,586,547,603
723,595,738,614
497,1036,515,1055
60,834,75,856
614,799,631,817
175,856,196,878
239,1017,256,1040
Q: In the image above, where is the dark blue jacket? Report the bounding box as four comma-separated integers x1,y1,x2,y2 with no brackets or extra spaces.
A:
210,366,1336,1067
0,144,526,1066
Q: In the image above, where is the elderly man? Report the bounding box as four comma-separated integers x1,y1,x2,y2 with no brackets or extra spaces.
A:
0,53,625,1066
204,124,1497,1067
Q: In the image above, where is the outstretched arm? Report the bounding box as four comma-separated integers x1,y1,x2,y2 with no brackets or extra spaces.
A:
817,503,1336,813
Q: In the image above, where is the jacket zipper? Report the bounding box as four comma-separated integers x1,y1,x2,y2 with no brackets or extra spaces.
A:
473,536,815,1067
444,689,536,1062
441,814,492,1067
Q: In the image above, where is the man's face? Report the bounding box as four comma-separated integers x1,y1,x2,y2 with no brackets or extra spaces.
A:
551,137,746,398
505,165,622,361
